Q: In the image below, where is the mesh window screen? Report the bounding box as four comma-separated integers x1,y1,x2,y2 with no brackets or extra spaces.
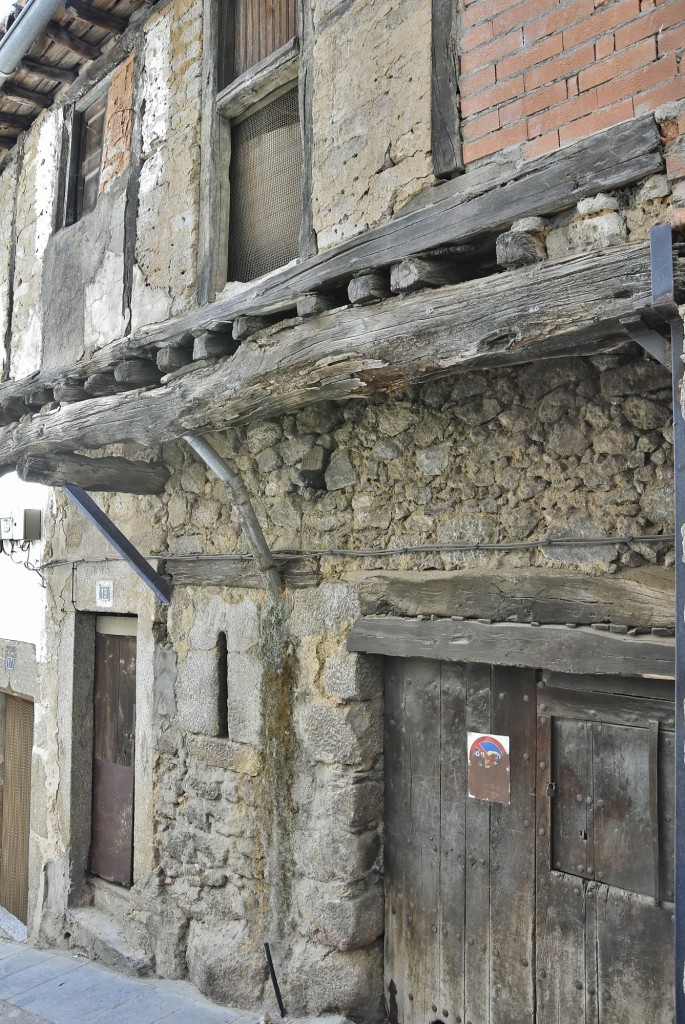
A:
228,87,302,283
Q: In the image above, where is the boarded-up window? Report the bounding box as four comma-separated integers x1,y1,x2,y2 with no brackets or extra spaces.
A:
227,87,302,282
232,0,297,79
74,93,107,221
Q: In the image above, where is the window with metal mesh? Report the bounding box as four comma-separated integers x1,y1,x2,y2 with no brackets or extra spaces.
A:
227,87,302,283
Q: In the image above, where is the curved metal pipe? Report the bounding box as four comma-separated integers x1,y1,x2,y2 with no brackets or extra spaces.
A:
0,0,65,87
183,433,283,600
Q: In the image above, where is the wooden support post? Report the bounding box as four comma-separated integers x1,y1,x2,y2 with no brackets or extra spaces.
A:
0,112,33,132
496,231,547,270
18,453,170,494
431,0,462,177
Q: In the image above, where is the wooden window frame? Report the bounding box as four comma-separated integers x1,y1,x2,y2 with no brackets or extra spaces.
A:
56,76,111,230
197,0,314,304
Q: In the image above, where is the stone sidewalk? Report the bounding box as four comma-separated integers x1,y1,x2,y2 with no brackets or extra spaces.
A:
0,938,318,1024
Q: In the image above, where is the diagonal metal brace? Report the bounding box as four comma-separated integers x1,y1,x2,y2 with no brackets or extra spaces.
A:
651,222,679,321
621,316,671,367
63,483,172,604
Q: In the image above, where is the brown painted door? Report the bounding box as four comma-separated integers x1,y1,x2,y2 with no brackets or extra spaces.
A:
384,659,675,1024
0,696,34,924
90,630,136,886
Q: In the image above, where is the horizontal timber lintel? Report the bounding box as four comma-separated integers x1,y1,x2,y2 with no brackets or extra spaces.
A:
347,616,675,678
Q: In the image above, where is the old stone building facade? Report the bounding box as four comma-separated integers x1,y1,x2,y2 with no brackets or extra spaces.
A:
0,0,684,1021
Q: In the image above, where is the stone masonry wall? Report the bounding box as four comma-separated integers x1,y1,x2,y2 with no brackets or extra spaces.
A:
132,0,203,330
311,0,434,250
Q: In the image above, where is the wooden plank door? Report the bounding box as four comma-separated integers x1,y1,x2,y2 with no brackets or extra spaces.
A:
90,624,136,886
384,658,537,1024
0,696,34,924
536,681,675,1024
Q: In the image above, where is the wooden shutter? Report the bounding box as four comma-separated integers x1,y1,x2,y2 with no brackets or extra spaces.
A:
0,696,33,924
232,0,297,79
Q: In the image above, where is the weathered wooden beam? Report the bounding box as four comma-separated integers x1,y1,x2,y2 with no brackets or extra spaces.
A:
45,22,100,61
0,137,16,152
349,567,675,628
348,272,390,305
496,230,547,269
390,256,463,293
17,453,170,494
84,372,132,397
192,332,239,360
155,345,192,373
133,115,664,348
296,292,337,317
65,0,127,34
0,111,33,132
347,616,675,678
54,380,89,403
233,314,275,340
114,359,162,387
431,0,462,177
0,242,662,469
167,555,320,588
20,58,78,85
2,83,53,110
216,36,298,120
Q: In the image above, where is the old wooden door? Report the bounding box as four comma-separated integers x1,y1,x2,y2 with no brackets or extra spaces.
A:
536,672,674,1024
384,658,675,1024
0,695,34,924
90,618,137,886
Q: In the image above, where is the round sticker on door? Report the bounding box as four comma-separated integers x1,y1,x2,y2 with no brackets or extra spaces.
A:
467,732,510,804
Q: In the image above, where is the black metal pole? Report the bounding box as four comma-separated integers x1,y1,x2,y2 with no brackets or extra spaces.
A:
672,314,685,1024
264,942,287,1018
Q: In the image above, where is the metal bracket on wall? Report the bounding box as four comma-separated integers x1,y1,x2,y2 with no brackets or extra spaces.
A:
62,483,172,605
621,315,671,367
650,222,685,1024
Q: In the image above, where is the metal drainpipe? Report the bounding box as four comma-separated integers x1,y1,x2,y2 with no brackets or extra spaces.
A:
0,0,66,87
183,433,283,600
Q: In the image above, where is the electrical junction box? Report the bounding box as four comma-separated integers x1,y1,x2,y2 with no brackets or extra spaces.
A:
0,508,42,542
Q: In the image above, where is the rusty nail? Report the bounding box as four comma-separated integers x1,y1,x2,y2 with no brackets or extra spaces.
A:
523,752,529,761
539,970,546,979
521,959,528,967
586,796,592,805
539,761,546,770
499,692,505,700
540,716,547,724
574,888,580,896
538,828,545,836
408,994,413,1001
539,703,547,711
468,937,474,945
523,694,529,701
575,981,583,990
588,987,596,996
524,819,530,827
432,1006,437,1013
576,793,583,802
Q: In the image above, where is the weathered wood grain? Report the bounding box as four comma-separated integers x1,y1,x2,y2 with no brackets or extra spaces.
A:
166,555,319,588
347,618,675,677
390,256,463,293
44,21,100,60
348,272,390,305
20,58,78,85
114,359,161,386
0,243,661,469
431,0,462,177
65,0,127,34
216,36,298,120
496,230,547,269
351,566,675,627
16,454,170,494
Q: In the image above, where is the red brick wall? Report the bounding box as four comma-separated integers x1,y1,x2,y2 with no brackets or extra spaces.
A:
459,0,685,164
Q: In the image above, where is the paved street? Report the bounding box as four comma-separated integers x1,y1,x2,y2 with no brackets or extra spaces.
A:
0,938,262,1024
